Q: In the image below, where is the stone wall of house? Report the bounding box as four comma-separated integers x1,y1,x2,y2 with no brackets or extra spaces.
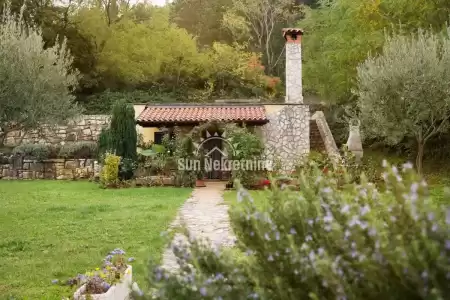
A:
4,115,110,146
0,158,100,180
263,105,310,171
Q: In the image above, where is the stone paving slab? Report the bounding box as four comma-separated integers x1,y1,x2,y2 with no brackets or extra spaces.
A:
162,182,235,271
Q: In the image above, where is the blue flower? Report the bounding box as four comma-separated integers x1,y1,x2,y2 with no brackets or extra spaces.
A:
51,279,59,284
267,254,274,262
248,293,259,299
275,231,280,240
127,257,135,262
307,219,314,226
290,228,297,235
215,273,224,280
305,235,312,242
199,287,207,296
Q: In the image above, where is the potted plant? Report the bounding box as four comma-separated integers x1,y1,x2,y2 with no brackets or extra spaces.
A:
195,168,206,187
70,249,134,300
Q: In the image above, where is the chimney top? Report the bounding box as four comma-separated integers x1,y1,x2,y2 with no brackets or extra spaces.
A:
282,28,304,41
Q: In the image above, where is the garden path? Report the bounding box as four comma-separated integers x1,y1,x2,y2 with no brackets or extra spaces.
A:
161,182,235,271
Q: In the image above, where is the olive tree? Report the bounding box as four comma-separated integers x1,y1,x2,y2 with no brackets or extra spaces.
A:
0,5,79,146
355,29,450,174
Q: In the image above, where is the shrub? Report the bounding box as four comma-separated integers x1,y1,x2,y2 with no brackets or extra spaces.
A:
110,100,137,162
139,162,449,300
97,127,112,160
59,141,98,159
12,143,58,161
100,153,120,188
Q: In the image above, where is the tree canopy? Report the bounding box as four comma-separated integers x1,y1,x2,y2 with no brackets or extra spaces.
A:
356,29,450,174
0,4,79,146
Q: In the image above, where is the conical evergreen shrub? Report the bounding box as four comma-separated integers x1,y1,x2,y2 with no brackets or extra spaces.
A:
109,99,137,161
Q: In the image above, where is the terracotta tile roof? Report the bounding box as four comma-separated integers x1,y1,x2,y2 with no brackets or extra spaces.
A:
137,104,268,125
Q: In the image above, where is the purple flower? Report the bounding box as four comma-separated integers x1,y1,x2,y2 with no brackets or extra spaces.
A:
215,273,224,280
102,282,111,290
445,240,450,250
275,231,280,241
368,227,377,236
431,224,438,232
359,221,368,230
307,219,314,226
410,182,419,194
360,205,370,216
51,279,59,284
305,235,312,242
268,254,274,262
325,225,332,232
318,248,325,256
323,212,333,223
341,204,350,214
248,293,259,299
322,187,332,194
290,228,297,235
250,231,255,237
309,250,315,261
128,257,135,262
446,208,450,225
427,212,434,221
348,216,360,227
199,287,207,296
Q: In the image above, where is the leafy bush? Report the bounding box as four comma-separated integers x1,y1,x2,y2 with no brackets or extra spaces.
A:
12,143,59,161
139,162,450,300
225,124,265,188
59,141,98,159
100,153,120,188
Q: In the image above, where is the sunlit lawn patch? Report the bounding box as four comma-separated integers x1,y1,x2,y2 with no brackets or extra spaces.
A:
0,180,191,299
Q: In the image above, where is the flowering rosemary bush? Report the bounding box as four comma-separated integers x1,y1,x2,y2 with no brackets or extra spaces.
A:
139,162,449,300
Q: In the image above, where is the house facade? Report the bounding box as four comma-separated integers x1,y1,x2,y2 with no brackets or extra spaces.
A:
136,28,339,177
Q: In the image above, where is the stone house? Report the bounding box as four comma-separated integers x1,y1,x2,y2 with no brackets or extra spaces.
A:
135,28,339,179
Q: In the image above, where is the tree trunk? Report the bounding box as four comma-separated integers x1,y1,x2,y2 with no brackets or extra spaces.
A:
416,141,425,175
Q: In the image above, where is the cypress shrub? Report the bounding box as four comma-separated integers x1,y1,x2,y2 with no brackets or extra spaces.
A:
109,100,137,161
97,127,112,160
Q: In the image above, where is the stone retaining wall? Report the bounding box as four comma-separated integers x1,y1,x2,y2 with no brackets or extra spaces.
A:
0,158,100,180
4,115,110,146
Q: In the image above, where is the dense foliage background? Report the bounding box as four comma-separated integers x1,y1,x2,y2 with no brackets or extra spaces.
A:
1,0,450,158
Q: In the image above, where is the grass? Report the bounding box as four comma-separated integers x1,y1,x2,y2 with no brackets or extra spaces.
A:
0,180,192,299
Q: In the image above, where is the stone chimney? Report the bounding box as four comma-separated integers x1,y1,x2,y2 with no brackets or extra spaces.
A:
283,28,304,104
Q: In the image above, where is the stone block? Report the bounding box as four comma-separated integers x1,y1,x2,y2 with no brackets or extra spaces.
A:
22,171,32,179
65,160,79,169
82,128,91,135
30,162,44,172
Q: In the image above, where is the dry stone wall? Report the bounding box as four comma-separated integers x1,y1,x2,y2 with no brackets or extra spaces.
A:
4,115,110,146
0,158,100,180
263,105,310,171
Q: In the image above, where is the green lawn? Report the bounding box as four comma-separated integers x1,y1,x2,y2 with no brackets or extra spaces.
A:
0,181,191,299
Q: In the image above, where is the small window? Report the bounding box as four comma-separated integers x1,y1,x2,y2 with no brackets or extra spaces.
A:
154,132,164,145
